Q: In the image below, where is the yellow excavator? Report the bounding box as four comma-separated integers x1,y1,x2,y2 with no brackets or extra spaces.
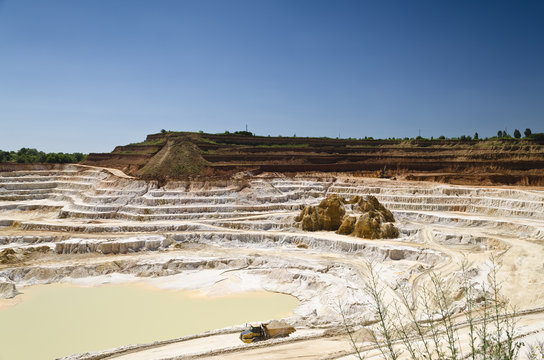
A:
239,321,296,343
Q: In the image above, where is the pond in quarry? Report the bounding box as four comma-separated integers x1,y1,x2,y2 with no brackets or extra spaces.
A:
0,282,299,360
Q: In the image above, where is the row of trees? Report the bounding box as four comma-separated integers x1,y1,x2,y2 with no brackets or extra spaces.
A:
163,128,542,142
413,128,541,142
191,129,540,142
0,148,86,164
497,128,532,139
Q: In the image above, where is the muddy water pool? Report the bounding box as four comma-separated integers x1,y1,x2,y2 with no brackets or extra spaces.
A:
0,282,298,360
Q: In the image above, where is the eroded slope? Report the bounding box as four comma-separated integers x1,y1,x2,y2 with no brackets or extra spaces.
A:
84,131,544,186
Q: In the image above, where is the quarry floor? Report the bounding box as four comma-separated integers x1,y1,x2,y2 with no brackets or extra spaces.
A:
1,165,544,359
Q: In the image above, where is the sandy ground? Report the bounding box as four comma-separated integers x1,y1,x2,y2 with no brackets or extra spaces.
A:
107,329,325,360
103,310,544,360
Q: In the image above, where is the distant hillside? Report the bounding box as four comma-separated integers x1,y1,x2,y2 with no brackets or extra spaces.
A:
83,131,544,185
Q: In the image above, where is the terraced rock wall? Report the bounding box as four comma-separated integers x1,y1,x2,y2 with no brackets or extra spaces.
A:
84,132,544,185
2,164,544,358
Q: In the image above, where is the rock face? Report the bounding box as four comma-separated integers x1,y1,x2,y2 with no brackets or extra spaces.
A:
352,213,399,239
296,195,399,239
337,216,357,235
55,236,170,255
295,195,345,231
0,248,18,264
0,281,18,299
346,195,395,222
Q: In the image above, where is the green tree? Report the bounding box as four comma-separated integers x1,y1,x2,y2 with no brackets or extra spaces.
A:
524,128,532,138
0,148,85,163
474,132,479,140
497,130,503,138
513,129,521,139
73,153,86,162
0,150,8,162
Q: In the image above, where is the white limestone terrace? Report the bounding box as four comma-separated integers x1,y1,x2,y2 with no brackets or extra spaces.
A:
1,164,544,359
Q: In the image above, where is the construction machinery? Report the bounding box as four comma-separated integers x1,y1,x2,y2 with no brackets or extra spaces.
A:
376,166,396,180
239,320,296,343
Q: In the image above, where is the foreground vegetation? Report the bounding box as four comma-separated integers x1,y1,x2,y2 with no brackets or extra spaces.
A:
0,148,86,164
342,259,528,360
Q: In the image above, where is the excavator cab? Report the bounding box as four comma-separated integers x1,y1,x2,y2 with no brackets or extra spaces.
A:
239,324,265,343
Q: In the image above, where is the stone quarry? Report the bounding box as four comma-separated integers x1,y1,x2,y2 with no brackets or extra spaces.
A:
1,163,544,359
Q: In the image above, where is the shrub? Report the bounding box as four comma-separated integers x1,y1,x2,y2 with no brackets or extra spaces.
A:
529,133,544,144
341,258,523,360
233,130,254,136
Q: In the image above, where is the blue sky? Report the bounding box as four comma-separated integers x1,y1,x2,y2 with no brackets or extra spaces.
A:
1,0,543,153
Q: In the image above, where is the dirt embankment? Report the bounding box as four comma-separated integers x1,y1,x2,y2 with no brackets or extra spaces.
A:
83,132,544,186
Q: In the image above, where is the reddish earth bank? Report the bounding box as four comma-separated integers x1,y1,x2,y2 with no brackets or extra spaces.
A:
83,132,544,186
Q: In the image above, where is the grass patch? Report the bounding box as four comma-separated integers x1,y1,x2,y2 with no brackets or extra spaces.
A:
127,138,166,146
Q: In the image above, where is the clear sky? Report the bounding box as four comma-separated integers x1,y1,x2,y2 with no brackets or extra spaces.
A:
1,0,543,153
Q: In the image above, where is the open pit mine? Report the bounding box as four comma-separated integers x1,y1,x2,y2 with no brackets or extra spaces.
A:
2,133,544,360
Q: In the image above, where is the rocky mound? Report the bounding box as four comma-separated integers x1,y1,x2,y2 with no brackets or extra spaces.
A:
0,281,17,299
0,248,18,264
137,137,208,178
0,247,51,266
295,194,346,231
295,195,399,239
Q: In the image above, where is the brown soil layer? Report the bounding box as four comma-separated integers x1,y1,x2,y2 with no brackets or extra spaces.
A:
83,131,544,186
